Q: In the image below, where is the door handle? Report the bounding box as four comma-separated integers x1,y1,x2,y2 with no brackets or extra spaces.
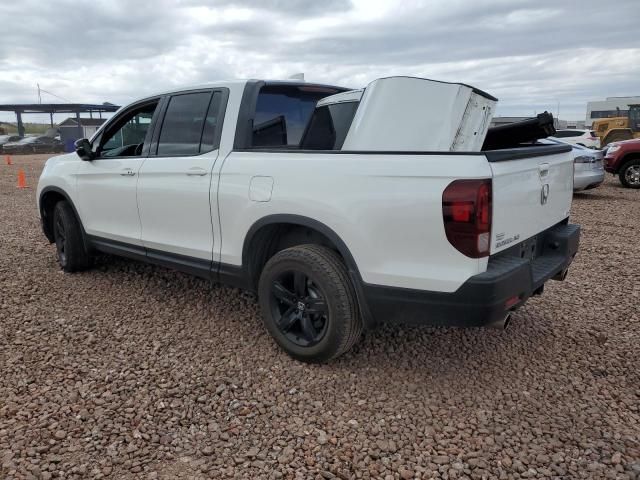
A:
186,168,207,176
120,169,135,176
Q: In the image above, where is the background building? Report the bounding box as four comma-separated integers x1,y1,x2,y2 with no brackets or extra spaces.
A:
586,96,640,127
58,117,106,151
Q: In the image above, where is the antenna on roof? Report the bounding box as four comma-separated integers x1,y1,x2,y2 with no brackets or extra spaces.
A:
289,73,305,81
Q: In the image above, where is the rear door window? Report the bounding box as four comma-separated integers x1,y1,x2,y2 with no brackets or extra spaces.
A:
199,92,224,152
157,92,212,156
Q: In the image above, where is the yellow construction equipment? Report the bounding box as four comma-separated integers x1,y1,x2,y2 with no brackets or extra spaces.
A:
592,104,640,146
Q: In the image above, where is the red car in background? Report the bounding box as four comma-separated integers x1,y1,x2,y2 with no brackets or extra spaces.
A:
604,138,640,188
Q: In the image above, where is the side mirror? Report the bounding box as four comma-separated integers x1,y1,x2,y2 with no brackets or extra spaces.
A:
74,138,95,161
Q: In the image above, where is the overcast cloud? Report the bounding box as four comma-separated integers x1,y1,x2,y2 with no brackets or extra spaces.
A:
1,0,639,123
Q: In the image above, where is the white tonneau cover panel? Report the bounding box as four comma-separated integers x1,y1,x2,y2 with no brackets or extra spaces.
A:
342,76,496,152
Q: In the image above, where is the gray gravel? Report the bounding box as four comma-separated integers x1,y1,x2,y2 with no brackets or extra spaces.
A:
1,155,639,479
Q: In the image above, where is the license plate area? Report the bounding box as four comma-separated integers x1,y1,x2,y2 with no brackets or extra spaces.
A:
518,235,539,261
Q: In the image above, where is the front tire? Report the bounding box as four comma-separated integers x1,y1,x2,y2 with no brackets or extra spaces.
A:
258,245,362,363
53,201,91,272
619,159,640,189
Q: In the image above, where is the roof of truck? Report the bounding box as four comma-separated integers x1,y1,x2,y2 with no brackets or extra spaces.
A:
146,79,347,99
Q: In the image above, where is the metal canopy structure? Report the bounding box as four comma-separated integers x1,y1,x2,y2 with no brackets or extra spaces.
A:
0,103,120,137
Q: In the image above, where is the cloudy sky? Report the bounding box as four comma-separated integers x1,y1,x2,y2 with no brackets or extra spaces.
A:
1,0,639,123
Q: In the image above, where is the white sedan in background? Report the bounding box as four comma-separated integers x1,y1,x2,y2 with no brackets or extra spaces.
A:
540,138,604,191
550,129,601,149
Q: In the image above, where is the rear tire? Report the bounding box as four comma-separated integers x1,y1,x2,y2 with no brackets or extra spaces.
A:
619,159,640,189
53,201,91,272
258,244,362,363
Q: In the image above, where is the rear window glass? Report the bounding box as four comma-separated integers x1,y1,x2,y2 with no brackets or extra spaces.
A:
158,92,212,156
252,85,341,147
301,102,359,150
554,130,581,138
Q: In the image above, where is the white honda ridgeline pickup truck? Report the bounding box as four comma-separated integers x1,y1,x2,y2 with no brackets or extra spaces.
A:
37,76,580,362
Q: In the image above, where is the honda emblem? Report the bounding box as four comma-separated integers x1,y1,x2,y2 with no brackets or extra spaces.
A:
540,184,550,205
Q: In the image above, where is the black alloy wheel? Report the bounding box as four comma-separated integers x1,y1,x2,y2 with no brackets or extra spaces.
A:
269,270,329,347
258,244,363,363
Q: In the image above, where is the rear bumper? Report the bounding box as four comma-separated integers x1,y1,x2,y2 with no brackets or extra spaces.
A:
573,169,604,191
361,222,580,328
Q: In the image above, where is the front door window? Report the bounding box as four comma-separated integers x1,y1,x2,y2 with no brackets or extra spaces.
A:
97,102,158,158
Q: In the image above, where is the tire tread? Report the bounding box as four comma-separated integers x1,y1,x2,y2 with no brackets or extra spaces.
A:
54,201,90,272
259,244,363,362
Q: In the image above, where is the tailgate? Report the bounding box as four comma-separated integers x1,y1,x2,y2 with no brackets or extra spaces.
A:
487,145,574,254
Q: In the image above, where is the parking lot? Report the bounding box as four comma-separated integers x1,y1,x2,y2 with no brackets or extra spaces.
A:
1,154,639,479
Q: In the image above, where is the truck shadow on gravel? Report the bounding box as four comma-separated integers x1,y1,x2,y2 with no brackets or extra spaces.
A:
91,254,551,377
572,192,621,201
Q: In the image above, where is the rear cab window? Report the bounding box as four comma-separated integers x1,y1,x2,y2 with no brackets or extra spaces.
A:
242,83,345,148
300,101,359,150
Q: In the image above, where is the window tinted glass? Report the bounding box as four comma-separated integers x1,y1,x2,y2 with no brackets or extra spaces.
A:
200,91,223,152
101,102,158,157
591,109,628,119
252,85,341,147
629,107,640,131
301,102,359,150
158,92,212,156
554,130,578,138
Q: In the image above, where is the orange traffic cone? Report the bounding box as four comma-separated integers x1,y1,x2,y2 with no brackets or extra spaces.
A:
16,169,27,189
4,155,11,165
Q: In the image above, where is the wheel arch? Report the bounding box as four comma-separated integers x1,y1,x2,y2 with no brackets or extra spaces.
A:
39,186,86,245
241,214,375,328
620,152,640,165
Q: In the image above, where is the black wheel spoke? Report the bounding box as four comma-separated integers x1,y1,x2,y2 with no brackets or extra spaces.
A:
293,272,306,297
305,297,327,315
55,217,65,241
272,281,296,306
268,269,328,348
277,306,298,332
299,315,317,342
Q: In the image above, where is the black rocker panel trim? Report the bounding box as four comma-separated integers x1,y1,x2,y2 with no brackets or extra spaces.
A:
86,235,213,280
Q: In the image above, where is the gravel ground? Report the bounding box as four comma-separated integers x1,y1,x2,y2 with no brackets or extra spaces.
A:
1,154,639,480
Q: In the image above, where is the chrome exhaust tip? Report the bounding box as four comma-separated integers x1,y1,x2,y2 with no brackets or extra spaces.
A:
552,269,569,281
488,313,511,330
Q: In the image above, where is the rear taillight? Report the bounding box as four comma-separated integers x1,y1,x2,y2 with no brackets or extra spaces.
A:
442,179,492,258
